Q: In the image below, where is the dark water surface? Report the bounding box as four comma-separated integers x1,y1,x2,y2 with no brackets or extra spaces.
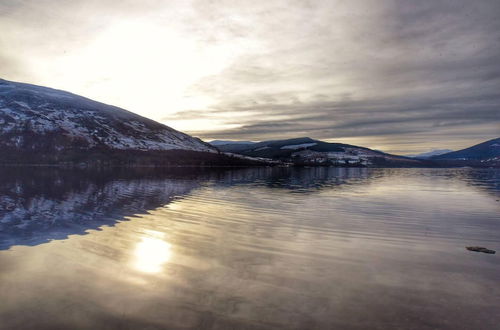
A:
0,167,499,330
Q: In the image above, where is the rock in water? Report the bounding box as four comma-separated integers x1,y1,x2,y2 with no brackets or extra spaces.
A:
466,246,496,254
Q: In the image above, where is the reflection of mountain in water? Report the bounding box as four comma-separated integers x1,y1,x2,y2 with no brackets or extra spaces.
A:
2,167,497,250
0,167,378,249
0,168,202,249
460,168,500,196
212,167,378,192
405,168,500,197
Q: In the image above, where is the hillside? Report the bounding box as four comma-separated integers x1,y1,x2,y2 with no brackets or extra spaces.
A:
0,79,261,166
212,137,427,167
430,138,500,167
432,138,500,161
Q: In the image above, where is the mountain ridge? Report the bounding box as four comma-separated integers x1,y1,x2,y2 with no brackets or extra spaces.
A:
1,79,497,168
212,137,500,167
0,78,216,152
430,138,500,166
0,78,264,167
212,137,427,167
431,138,500,160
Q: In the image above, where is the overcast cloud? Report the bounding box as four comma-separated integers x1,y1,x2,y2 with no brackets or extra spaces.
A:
1,0,499,153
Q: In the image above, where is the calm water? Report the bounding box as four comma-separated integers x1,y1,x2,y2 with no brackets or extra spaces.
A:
0,167,499,330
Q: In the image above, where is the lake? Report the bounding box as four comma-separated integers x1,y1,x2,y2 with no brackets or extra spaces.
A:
0,167,499,330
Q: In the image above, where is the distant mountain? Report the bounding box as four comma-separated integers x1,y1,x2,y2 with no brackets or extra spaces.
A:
431,138,500,164
217,137,426,167
0,79,260,166
209,140,256,146
407,149,453,159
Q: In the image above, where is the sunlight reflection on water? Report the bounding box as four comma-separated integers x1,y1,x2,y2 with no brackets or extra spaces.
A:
0,167,499,330
132,231,172,273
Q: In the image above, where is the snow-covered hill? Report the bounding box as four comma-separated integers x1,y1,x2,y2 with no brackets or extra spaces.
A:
432,138,500,161
216,137,426,167
0,79,216,155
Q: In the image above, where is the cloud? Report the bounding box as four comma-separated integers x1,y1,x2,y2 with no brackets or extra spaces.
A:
1,0,499,153
176,0,500,152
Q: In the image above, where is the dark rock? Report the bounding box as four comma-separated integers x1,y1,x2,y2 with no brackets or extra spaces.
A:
466,246,496,254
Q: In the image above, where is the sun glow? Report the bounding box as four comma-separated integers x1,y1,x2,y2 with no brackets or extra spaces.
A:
132,231,172,274
34,20,236,120
166,118,243,133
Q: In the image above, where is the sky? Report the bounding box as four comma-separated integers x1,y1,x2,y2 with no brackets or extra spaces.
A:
0,0,499,154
